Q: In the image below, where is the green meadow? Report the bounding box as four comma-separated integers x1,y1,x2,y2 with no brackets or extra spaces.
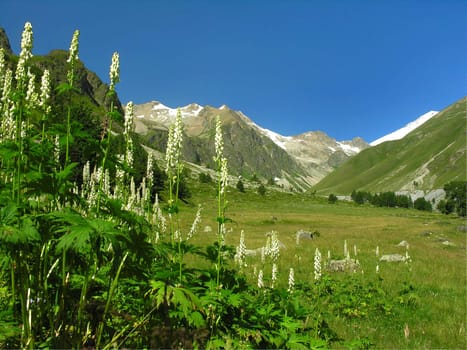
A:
181,184,467,349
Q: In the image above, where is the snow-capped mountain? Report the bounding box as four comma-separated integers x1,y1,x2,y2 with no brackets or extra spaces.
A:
370,111,439,146
131,101,369,188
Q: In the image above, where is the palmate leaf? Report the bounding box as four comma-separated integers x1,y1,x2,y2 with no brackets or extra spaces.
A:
51,210,119,253
0,203,18,226
0,217,40,245
0,141,20,162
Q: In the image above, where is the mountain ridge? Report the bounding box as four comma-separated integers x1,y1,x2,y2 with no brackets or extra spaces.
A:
131,101,370,188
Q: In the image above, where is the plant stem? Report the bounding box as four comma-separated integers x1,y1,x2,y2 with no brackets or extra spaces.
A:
97,100,114,213
96,252,128,348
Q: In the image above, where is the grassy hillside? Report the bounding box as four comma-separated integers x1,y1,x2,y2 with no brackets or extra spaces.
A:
313,97,466,195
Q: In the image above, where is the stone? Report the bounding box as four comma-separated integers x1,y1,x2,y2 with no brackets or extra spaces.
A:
397,240,409,247
326,258,360,272
380,254,406,262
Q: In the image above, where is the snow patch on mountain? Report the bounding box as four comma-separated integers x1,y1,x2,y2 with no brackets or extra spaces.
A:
260,128,292,150
370,111,438,146
337,142,361,155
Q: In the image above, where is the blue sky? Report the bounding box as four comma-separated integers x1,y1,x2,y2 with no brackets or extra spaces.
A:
2,0,466,142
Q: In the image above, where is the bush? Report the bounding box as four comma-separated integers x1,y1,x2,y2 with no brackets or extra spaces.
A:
328,193,338,204
444,181,467,217
257,184,266,196
199,172,212,183
414,197,432,211
236,179,245,192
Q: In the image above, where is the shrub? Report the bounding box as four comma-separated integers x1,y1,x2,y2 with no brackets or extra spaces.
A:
236,179,245,192
199,172,212,183
328,193,338,204
257,184,266,196
414,197,432,211
444,181,467,217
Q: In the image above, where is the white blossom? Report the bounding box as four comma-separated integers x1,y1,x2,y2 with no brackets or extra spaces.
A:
66,30,79,85
165,109,184,176
257,269,264,289
67,30,79,63
270,231,280,263
234,230,247,267
39,69,51,114
314,248,322,280
271,263,278,289
214,115,224,163
287,268,295,294
25,68,38,108
0,48,5,90
219,157,228,195
187,205,202,240
54,135,60,165
109,52,120,93
15,22,34,86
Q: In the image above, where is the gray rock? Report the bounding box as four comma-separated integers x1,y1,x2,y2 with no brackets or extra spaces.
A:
397,240,409,247
442,240,456,247
380,254,406,262
326,258,360,272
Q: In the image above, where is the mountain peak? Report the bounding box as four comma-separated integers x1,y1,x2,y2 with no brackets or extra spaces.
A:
370,110,439,146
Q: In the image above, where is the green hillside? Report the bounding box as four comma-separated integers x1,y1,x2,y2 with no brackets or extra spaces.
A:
313,97,466,195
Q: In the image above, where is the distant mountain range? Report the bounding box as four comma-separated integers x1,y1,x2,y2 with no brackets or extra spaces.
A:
131,101,369,189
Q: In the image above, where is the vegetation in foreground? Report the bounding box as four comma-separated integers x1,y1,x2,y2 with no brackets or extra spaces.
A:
0,22,465,349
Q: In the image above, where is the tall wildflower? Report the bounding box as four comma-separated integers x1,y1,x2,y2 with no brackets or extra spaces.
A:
257,269,264,289
213,115,229,289
64,30,79,166
270,231,280,263
123,102,134,170
214,116,224,163
0,69,14,141
109,52,120,94
165,109,184,209
39,69,51,114
314,248,322,280
187,205,202,240
234,230,247,268
287,267,295,294
67,30,79,86
0,48,5,93
25,68,38,109
15,22,33,89
271,263,278,289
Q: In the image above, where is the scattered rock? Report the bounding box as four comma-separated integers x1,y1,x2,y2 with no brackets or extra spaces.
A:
326,258,360,272
380,254,406,262
203,226,212,233
457,226,467,232
442,240,456,247
296,230,314,240
397,240,410,247
295,229,320,242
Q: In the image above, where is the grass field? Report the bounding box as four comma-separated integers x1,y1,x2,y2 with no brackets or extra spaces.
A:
178,183,467,349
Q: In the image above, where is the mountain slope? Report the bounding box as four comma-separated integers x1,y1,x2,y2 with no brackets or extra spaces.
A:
313,97,466,195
